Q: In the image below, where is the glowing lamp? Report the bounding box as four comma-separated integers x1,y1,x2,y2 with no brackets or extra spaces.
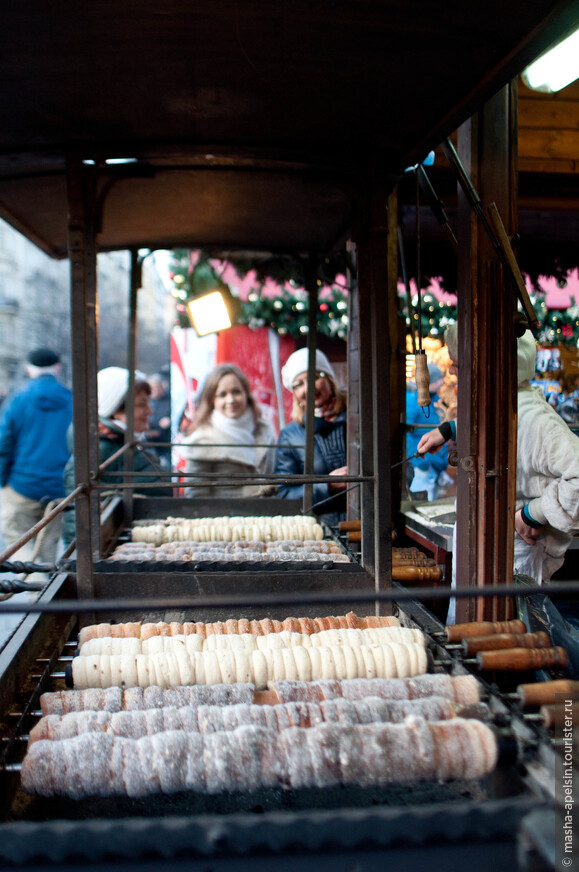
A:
184,260,241,337
521,27,579,93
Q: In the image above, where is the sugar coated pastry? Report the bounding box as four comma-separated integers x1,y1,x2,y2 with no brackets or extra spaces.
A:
271,674,481,705
21,717,498,799
40,684,255,716
31,695,458,745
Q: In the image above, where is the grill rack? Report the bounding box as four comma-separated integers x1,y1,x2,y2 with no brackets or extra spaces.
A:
63,557,348,573
0,567,570,869
0,606,553,787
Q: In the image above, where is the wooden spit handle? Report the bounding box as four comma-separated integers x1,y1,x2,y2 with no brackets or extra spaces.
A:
462,631,551,656
415,350,431,407
539,703,579,730
445,619,526,642
517,679,579,708
347,531,361,543
476,646,568,672
339,520,361,532
392,565,443,582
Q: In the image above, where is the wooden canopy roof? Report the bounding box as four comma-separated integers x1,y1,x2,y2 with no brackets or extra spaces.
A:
397,78,579,286
0,0,576,259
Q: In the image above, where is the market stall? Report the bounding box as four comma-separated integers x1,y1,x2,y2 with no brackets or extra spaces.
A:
0,1,577,868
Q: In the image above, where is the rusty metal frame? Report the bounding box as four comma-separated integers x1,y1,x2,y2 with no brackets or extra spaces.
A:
122,248,142,526
66,156,100,602
303,255,319,515
352,162,401,612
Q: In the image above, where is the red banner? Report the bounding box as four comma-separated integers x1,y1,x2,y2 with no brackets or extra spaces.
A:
216,325,295,434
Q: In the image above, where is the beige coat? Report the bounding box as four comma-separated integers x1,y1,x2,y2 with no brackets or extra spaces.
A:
181,421,276,499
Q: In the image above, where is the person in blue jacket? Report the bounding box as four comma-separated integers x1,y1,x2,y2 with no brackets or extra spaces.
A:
275,348,347,527
0,348,72,570
406,363,449,500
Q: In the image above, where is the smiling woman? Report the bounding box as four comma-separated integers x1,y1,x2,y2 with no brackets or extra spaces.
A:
180,363,276,498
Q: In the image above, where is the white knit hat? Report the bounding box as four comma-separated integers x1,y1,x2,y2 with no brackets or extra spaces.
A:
98,367,130,418
97,367,147,418
281,348,336,392
517,330,537,384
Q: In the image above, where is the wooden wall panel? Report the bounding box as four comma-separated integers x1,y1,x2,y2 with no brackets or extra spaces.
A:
518,80,579,175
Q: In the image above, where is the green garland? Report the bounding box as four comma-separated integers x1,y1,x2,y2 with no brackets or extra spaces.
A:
398,289,579,348
531,295,579,346
170,250,579,347
169,249,349,340
397,290,457,340
237,287,348,339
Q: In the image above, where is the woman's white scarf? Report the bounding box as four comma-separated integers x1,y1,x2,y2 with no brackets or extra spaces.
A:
207,408,259,466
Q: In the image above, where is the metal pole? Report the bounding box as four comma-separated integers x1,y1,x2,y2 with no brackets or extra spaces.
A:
66,156,100,604
356,234,376,576
0,580,573,616
303,255,319,515
368,161,396,614
123,249,141,525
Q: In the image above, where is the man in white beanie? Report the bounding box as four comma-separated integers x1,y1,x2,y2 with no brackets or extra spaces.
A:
275,347,348,526
0,348,72,577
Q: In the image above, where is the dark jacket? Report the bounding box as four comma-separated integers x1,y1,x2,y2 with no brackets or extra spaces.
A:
62,423,171,545
274,412,347,527
0,374,72,501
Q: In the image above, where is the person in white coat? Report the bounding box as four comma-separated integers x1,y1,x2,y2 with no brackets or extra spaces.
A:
181,363,276,498
514,330,579,583
419,328,579,587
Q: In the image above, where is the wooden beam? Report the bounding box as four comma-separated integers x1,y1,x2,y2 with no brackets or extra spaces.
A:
454,83,518,623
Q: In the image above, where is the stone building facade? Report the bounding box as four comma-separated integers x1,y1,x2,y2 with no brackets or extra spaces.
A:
0,219,174,403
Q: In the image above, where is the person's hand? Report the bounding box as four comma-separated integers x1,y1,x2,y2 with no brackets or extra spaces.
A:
515,508,545,545
417,428,446,455
328,465,348,492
